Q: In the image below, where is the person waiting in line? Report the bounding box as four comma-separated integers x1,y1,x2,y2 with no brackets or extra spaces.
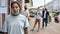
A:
31,7,41,32
3,1,29,34
42,8,49,29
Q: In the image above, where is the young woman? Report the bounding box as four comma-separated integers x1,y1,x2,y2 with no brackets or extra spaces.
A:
31,7,41,32
3,1,29,34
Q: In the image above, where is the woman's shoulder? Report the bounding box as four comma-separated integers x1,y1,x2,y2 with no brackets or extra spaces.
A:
5,15,11,20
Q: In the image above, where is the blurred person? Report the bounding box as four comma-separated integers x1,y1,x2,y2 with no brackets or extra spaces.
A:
54,10,59,23
3,1,29,34
21,5,30,21
24,5,30,20
56,10,59,15
42,8,49,29
54,15,59,23
31,7,41,32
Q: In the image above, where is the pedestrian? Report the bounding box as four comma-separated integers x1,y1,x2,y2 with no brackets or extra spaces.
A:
20,5,30,21
31,7,41,32
54,10,59,23
24,5,30,21
42,8,49,29
3,1,29,34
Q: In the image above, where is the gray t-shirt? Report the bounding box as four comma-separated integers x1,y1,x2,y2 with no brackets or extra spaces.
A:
3,14,29,34
36,10,41,19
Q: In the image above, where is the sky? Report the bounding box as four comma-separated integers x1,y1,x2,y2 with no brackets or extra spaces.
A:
32,0,53,8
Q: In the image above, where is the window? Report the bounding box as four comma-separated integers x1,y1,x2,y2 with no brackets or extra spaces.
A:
25,0,29,3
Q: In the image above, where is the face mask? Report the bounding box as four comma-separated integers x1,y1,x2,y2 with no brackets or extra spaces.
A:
11,11,20,15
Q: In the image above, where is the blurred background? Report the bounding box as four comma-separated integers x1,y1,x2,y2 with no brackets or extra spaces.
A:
0,0,60,34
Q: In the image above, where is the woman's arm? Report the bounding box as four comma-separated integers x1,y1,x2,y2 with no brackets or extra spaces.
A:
24,27,28,34
24,17,29,34
4,32,8,34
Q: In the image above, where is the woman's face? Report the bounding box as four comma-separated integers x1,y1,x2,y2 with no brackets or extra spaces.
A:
11,3,20,12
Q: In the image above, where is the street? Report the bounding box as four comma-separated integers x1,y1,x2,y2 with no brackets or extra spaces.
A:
28,17,60,34
0,0,60,34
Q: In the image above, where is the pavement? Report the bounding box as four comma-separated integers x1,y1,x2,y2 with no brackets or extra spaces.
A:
28,17,60,34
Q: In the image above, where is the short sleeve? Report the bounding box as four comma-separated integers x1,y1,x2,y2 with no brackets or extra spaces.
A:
3,18,8,32
24,17,29,28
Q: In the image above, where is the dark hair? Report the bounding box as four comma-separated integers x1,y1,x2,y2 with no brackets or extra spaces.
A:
24,5,27,10
45,8,47,10
11,1,21,11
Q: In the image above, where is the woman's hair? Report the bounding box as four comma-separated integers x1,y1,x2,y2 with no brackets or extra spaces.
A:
11,1,22,11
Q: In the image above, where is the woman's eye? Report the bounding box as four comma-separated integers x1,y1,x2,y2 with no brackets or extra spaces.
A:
12,6,18,8
16,6,18,8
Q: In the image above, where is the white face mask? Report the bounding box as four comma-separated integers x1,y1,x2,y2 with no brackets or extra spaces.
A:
11,11,20,15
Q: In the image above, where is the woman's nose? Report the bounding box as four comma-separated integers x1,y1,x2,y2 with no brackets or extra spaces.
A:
14,7,17,10
14,8,17,12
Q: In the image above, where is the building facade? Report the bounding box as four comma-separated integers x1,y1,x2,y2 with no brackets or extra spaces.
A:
44,0,60,12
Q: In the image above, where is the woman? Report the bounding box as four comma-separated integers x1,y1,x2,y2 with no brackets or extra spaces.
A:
31,7,41,32
3,1,29,34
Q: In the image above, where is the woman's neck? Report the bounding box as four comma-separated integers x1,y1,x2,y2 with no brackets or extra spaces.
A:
11,14,19,16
